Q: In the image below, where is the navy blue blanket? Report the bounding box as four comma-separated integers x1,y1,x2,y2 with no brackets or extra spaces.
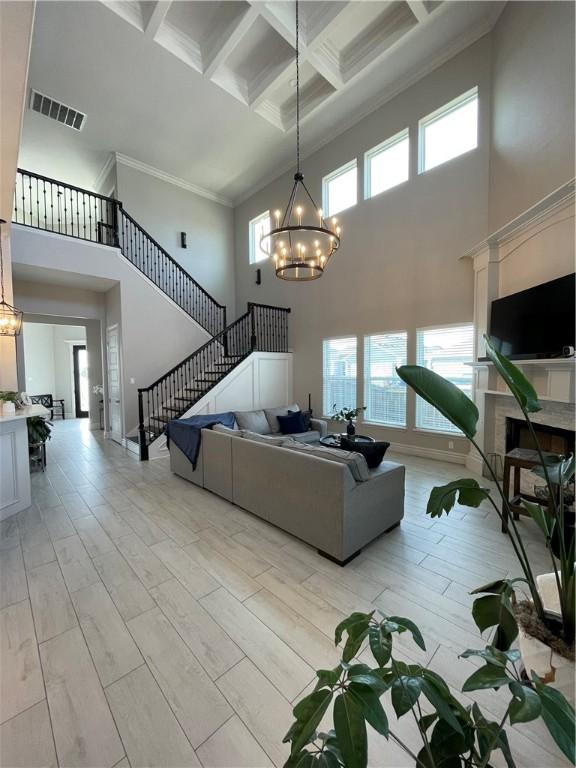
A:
166,411,235,469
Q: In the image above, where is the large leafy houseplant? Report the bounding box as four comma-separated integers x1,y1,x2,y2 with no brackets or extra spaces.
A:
27,415,52,445
284,337,574,766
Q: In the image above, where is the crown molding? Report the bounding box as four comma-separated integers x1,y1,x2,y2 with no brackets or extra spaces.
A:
92,152,116,194
461,179,576,260
115,153,233,207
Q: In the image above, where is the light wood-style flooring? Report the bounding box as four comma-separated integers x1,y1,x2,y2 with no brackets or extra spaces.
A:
0,420,568,767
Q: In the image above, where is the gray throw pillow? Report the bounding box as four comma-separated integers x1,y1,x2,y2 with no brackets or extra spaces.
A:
264,404,300,433
234,409,270,434
282,441,370,482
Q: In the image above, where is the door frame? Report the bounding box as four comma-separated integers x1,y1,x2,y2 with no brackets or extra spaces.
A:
72,344,88,418
106,324,123,444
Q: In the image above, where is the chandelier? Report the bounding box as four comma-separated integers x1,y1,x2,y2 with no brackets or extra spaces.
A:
0,219,23,337
261,0,340,281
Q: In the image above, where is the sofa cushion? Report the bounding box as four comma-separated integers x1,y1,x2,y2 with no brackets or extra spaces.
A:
277,411,307,435
239,430,292,446
289,408,312,431
340,438,391,469
234,409,270,434
282,441,370,482
264,404,300,433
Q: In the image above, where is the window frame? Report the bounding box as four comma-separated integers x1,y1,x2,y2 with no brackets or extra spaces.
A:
364,128,409,200
322,159,358,218
418,86,479,175
414,322,474,435
322,335,358,418
363,330,408,429
249,210,270,265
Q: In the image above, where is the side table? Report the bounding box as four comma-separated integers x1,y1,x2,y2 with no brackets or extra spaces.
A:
502,448,557,533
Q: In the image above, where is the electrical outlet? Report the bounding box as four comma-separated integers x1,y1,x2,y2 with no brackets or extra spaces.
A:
448,440,454,450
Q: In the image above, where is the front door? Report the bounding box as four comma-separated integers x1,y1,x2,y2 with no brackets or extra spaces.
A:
73,345,89,418
106,325,123,444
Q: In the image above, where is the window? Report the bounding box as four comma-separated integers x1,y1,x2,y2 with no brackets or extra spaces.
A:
364,332,407,427
249,210,270,264
415,324,474,433
419,87,478,173
365,129,409,199
322,160,357,217
323,337,357,416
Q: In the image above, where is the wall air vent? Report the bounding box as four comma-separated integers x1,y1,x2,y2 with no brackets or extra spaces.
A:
29,89,86,131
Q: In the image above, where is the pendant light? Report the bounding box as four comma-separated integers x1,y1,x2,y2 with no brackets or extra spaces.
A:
261,0,341,281
0,220,23,336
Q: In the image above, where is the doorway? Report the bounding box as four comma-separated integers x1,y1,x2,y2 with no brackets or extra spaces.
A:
73,345,89,418
106,324,123,444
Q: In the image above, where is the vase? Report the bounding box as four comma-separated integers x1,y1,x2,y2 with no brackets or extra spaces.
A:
518,572,575,706
346,420,355,437
1,401,15,416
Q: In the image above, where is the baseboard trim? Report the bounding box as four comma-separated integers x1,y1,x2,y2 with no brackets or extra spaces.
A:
388,442,467,465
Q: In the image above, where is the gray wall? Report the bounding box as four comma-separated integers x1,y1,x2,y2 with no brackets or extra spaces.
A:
489,1,575,231
233,37,493,457
116,163,236,315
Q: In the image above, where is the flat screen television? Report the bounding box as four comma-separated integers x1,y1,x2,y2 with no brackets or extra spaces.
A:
488,273,575,359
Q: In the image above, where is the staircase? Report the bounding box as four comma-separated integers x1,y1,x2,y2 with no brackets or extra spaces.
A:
13,169,291,460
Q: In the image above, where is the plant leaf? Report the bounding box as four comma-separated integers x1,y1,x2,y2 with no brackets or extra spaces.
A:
462,664,513,692
396,365,479,438
532,677,576,764
289,690,334,755
420,679,463,735
334,612,373,647
391,676,423,717
427,479,491,518
333,692,368,768
368,624,392,667
386,616,426,651
508,681,542,724
460,647,520,668
484,335,541,413
284,750,315,768
314,667,342,691
349,683,389,737
521,499,556,539
471,594,518,651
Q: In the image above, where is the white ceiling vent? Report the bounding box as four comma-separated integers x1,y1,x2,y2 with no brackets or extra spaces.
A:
29,89,86,131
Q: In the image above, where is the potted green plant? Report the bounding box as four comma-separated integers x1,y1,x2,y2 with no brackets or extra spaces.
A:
283,336,574,767
395,335,574,706
0,390,20,416
27,415,52,445
331,405,367,437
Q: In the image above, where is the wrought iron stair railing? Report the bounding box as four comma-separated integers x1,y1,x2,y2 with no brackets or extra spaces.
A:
13,169,226,336
137,303,291,460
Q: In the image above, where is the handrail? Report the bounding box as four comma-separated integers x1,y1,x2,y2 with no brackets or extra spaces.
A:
14,168,226,334
139,309,249,392
248,301,291,313
17,168,119,202
120,208,225,309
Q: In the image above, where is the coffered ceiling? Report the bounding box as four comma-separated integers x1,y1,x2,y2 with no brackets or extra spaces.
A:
20,1,505,203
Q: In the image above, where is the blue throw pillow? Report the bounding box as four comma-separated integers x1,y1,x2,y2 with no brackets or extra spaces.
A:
277,411,307,435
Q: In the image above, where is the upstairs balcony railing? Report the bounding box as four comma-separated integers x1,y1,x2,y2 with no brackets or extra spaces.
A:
13,169,226,336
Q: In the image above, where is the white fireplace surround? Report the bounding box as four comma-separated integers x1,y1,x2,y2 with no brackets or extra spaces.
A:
461,179,575,475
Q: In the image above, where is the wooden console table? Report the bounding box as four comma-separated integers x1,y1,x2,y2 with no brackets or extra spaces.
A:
502,447,556,532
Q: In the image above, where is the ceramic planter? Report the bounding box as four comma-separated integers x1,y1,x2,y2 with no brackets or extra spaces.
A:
518,573,575,706
1,401,16,416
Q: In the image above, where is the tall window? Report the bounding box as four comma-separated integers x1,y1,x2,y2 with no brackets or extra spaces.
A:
323,337,357,416
365,129,409,199
249,210,270,264
419,87,478,173
415,324,474,433
364,332,407,427
322,160,357,217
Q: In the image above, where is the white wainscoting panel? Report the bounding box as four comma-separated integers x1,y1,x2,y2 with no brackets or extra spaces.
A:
0,418,31,519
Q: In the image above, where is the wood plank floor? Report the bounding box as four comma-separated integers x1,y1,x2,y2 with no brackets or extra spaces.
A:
0,419,568,767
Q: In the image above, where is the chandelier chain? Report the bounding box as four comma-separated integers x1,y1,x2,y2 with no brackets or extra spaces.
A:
295,0,300,174
0,221,5,303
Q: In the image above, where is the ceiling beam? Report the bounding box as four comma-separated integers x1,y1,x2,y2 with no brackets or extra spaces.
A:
143,1,172,39
203,5,260,80
406,1,430,24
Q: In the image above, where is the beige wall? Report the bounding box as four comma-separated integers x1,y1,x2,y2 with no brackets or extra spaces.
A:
489,1,575,231
233,37,493,458
116,164,236,314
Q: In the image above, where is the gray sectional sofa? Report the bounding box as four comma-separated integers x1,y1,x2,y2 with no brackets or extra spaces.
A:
169,404,405,564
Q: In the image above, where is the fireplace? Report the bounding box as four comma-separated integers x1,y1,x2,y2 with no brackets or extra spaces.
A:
505,417,575,455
